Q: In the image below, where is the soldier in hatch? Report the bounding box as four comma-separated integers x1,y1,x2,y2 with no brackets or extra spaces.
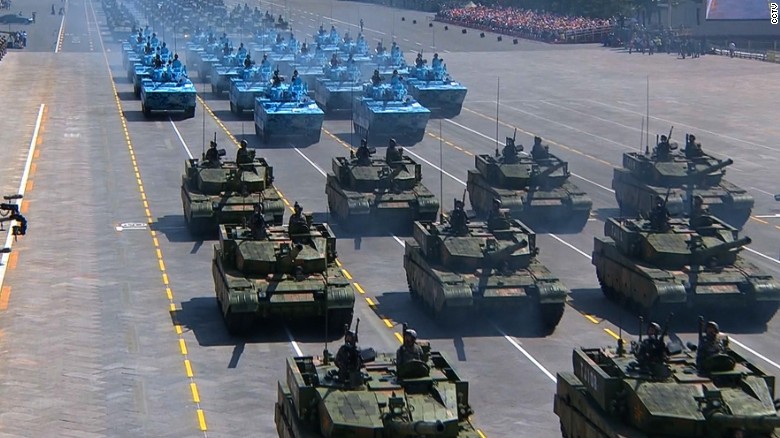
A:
204,140,221,167
648,195,670,230
531,136,549,160
355,139,371,165
685,134,703,158
248,203,267,239
385,138,402,163
236,139,252,165
637,322,667,365
655,135,676,161
449,199,469,235
396,328,423,368
689,195,713,228
371,69,382,86
335,330,359,382
697,320,729,369
502,136,519,164
288,202,308,234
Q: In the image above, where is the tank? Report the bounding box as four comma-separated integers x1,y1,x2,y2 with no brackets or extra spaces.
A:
212,218,356,335
210,55,243,94
466,135,593,229
352,81,430,145
592,212,780,322
613,135,753,228
403,203,568,329
140,67,197,118
228,65,273,114
555,329,780,437
314,64,363,114
325,148,439,231
254,81,324,144
406,63,467,117
275,335,482,437
180,151,285,235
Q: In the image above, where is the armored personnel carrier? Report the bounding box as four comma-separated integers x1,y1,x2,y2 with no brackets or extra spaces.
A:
593,209,780,322
314,64,363,114
613,134,753,228
212,213,356,335
140,66,197,118
406,62,468,117
466,135,592,230
325,145,439,232
254,80,324,144
555,322,780,437
275,326,481,437
180,148,284,235
228,65,273,114
352,81,430,145
404,201,568,329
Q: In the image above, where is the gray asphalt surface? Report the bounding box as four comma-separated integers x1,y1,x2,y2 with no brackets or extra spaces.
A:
0,0,779,436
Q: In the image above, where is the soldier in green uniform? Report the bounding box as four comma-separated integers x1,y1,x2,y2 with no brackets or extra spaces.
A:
531,136,549,160
249,203,267,239
385,138,402,163
690,195,713,228
288,202,309,234
396,328,423,368
204,140,221,167
335,330,359,383
449,199,469,235
696,320,729,369
501,136,519,164
685,134,703,158
236,139,252,165
637,322,667,366
355,138,371,165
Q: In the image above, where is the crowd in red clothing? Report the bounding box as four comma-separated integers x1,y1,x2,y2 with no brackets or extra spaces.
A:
436,5,613,43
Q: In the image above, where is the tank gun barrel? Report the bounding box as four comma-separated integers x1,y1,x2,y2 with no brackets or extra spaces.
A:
532,161,566,180
690,158,733,177
386,420,445,435
709,412,780,429
692,236,751,260
485,239,528,263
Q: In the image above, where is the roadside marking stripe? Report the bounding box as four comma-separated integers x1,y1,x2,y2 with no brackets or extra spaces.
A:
0,286,10,310
604,328,623,340
190,383,201,403
383,318,393,328
353,282,365,294
584,314,599,324
394,332,403,343
197,409,207,431
341,269,352,280
184,360,194,377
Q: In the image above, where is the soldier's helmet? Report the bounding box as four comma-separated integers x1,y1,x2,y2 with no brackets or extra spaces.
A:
210,140,217,148
493,198,502,208
360,138,367,147
254,203,263,212
454,199,464,209
647,322,661,335
689,134,696,142
534,136,542,144
706,321,719,333
660,135,668,142
404,329,417,340
240,139,248,148
389,138,397,147
655,195,665,205
293,201,302,213
694,195,704,205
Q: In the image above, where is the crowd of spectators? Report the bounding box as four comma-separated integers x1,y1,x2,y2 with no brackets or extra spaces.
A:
436,5,613,43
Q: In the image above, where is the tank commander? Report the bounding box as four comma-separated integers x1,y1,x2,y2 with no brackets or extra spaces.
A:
648,195,670,230
272,69,283,87
375,41,385,55
300,42,309,55
502,136,519,164
531,136,549,160
248,203,267,239
370,69,382,86
236,139,252,165
291,70,302,87
385,138,402,163
697,320,729,369
330,53,339,68
288,202,309,234
685,134,703,158
356,139,371,165
415,52,425,68
243,54,252,69
335,329,359,382
637,322,667,365
689,195,713,228
655,135,676,161
204,140,221,167
449,199,469,235
431,53,442,68
390,69,401,86
172,53,182,70
396,328,423,368
488,198,506,223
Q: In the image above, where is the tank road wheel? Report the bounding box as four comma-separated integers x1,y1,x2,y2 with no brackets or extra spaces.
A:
224,309,253,336
596,269,617,301
539,303,564,333
406,273,420,301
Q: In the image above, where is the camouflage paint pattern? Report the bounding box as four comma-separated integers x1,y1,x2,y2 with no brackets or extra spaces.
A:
212,221,356,335
406,65,468,117
210,64,243,94
140,78,197,115
314,65,363,113
593,215,780,321
352,83,430,145
253,84,324,143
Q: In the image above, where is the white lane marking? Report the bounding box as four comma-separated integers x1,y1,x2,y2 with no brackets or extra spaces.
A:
728,337,780,372
402,149,466,185
571,173,614,193
745,247,780,265
55,10,66,53
284,326,304,356
0,104,45,289
754,214,780,218
492,323,557,382
392,235,405,246
750,186,775,197
585,98,777,152
294,147,326,176
549,233,591,259
170,117,194,159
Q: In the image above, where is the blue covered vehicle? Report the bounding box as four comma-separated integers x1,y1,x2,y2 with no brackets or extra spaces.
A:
254,79,324,144
372,44,410,76
314,64,362,115
352,79,430,145
287,52,327,90
141,67,197,118
210,53,244,95
229,65,273,114
407,59,468,117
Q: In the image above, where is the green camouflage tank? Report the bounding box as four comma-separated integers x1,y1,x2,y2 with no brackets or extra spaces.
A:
275,336,482,437
212,215,355,335
555,323,780,437
466,135,592,230
592,210,780,322
403,201,568,330
325,146,439,232
612,134,753,228
180,149,285,235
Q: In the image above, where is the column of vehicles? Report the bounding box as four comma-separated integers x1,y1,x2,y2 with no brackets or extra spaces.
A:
123,4,780,437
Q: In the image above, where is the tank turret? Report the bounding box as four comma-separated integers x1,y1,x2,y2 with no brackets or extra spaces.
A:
403,203,568,330
466,133,592,229
326,148,439,232
593,214,780,321
555,330,780,437
275,340,482,437
613,136,752,227
212,214,355,335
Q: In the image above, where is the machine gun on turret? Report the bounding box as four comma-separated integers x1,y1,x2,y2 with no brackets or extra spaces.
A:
686,158,733,180
531,159,568,183
384,418,446,436
0,194,27,239
689,236,751,267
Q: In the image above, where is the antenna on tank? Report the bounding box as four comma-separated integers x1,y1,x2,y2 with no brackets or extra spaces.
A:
202,81,207,159
495,77,500,157
323,307,330,363
639,118,645,154
645,76,650,154
439,119,444,222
